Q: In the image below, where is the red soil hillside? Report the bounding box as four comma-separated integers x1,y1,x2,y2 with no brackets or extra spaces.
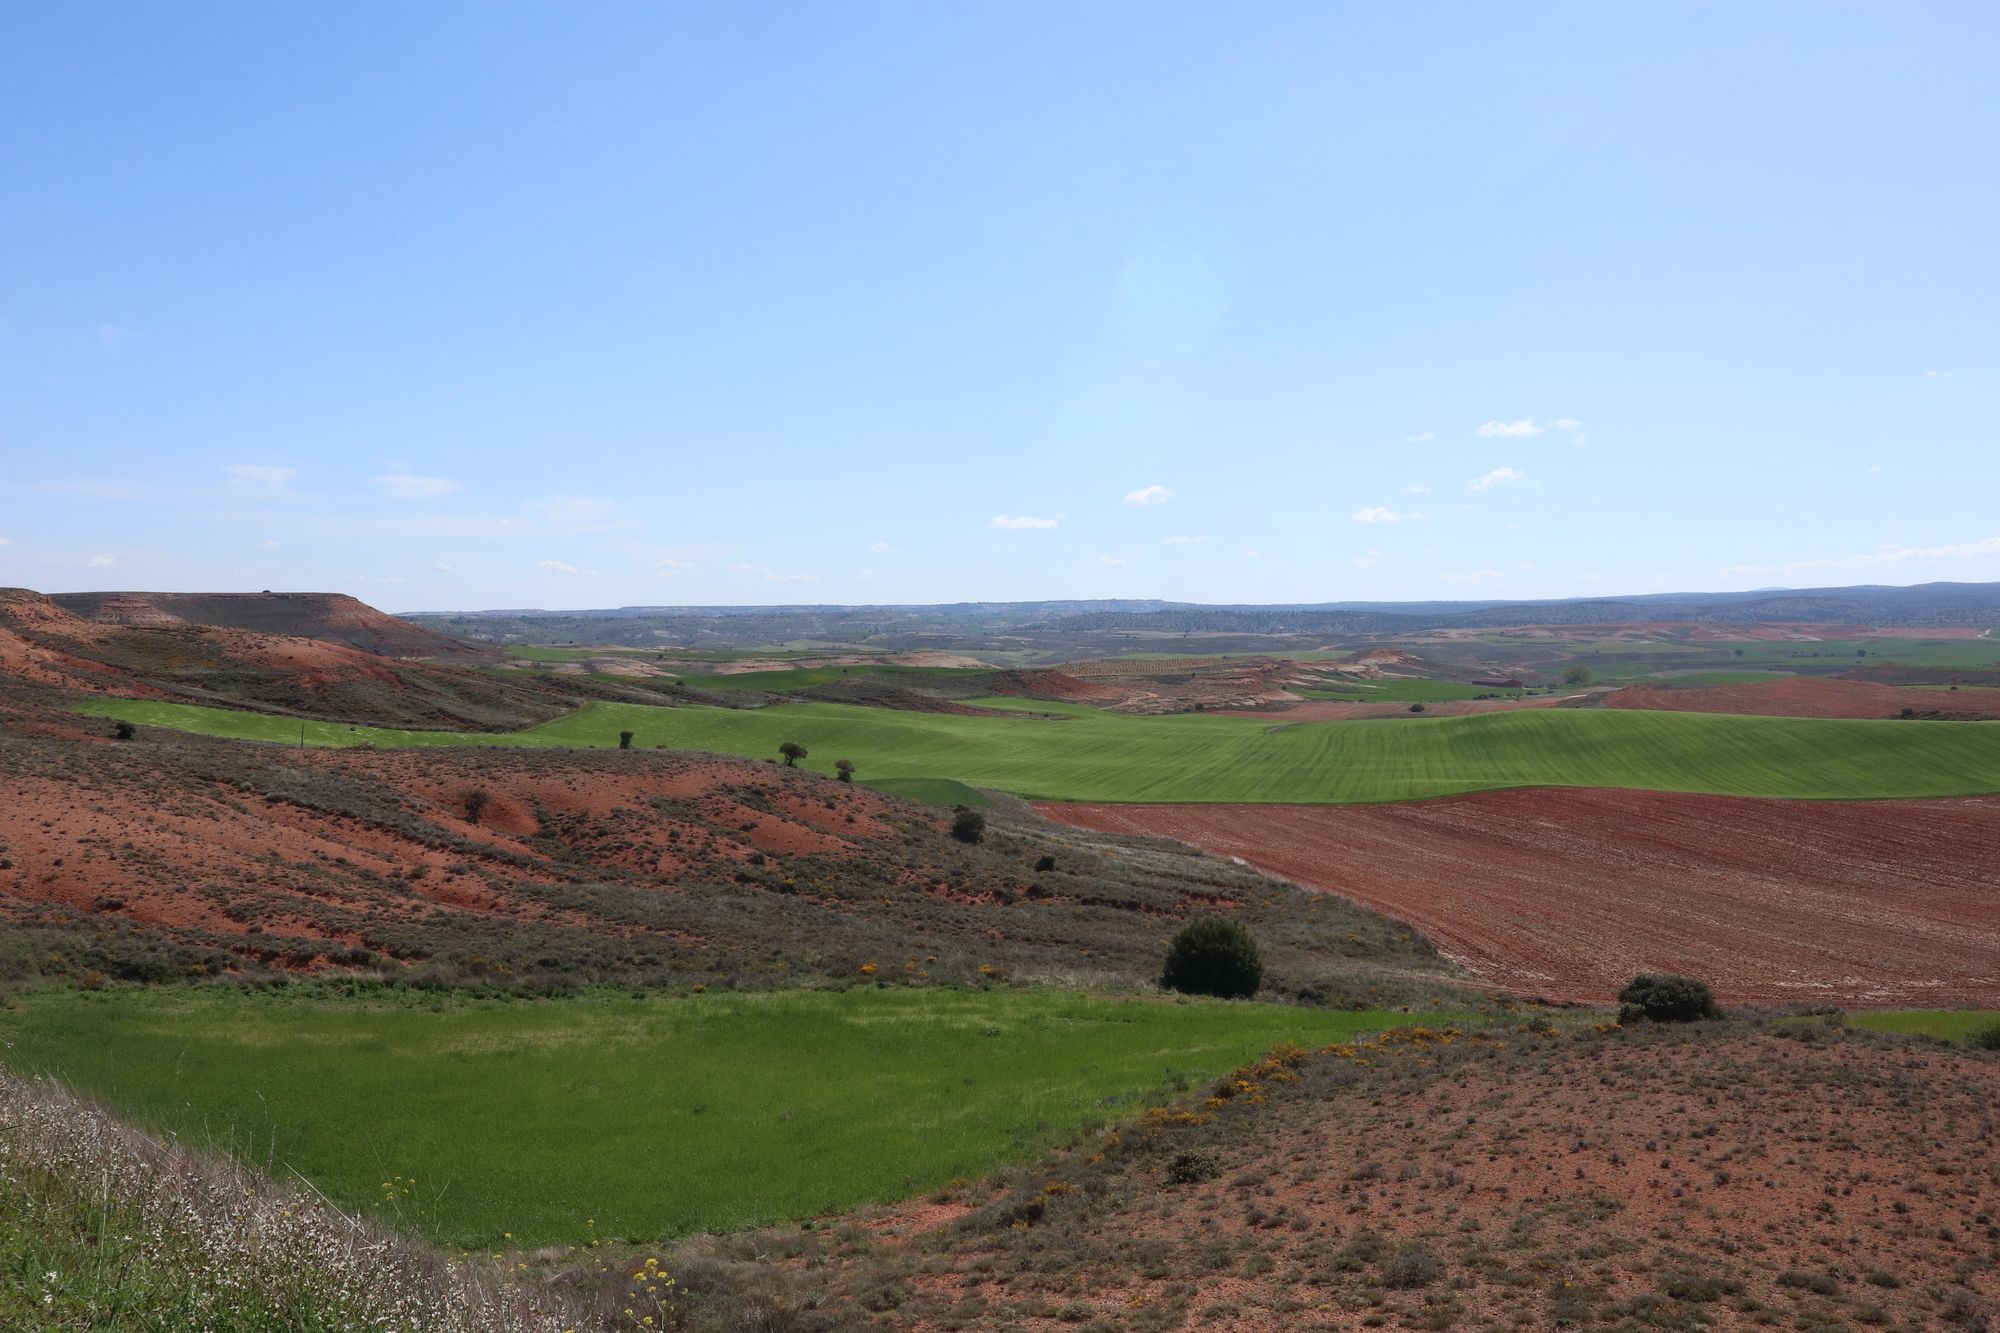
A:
1038,789,2000,1007
1610,673,2000,719
48,590,489,660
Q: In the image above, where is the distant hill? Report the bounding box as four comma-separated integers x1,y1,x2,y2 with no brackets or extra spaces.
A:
404,582,2000,646
49,591,488,659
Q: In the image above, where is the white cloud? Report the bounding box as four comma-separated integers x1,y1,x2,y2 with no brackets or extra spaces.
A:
1353,550,1382,568
380,575,408,585
1471,467,1525,490
1123,485,1173,507
1477,418,1544,438
870,540,893,553
0,536,11,546
222,464,299,496
1722,535,2000,577
536,559,584,575
655,558,694,575
1244,548,1261,559
1439,569,1503,584
1551,418,1584,430
1352,506,1404,524
1161,535,1206,545
1925,370,1955,380
856,569,874,582
96,323,141,350
375,473,462,500
1405,484,1431,494
258,539,281,548
728,562,818,583
1405,432,1435,443
1090,555,1130,567
990,514,1057,530
83,553,118,568
431,561,452,572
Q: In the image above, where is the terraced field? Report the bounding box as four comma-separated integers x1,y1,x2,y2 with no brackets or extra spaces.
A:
77,696,2000,804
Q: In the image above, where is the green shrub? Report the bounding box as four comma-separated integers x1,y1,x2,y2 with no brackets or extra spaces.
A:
1617,973,1719,1024
951,808,986,844
112,720,137,740
1968,1022,2000,1051
1161,915,1263,999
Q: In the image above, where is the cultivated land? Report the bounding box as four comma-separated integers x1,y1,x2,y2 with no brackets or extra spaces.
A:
1039,790,2000,1008
0,986,1450,1247
73,695,2000,804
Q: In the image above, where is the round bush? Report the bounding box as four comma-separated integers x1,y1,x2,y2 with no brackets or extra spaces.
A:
951,808,987,844
1617,973,1720,1024
1968,1022,2000,1052
1161,915,1263,1000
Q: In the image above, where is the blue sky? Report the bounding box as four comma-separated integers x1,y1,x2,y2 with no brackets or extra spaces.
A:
3,2,1995,610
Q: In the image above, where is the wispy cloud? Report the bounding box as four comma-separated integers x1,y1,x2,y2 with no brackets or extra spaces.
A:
83,553,118,568
1090,554,1130,567
536,559,598,576
221,464,300,497
870,540,893,553
990,514,1057,530
1439,568,1503,584
1471,467,1525,491
1161,534,1206,545
1405,484,1431,494
1352,505,1405,523
375,473,462,500
1123,485,1173,507
1924,370,1955,381
0,536,11,546
96,323,141,350
656,558,694,575
1477,417,1581,439
431,561,452,572
1243,548,1261,559
1353,549,1382,568
1405,432,1435,443
729,562,818,583
1722,535,2000,576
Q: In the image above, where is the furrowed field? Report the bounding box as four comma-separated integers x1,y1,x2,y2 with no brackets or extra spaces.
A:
0,987,1437,1248
79,696,2000,803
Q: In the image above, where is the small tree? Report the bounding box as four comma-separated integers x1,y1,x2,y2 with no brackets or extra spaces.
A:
1161,915,1263,999
463,788,491,824
834,759,855,783
618,730,634,750
951,808,986,843
1409,702,1425,713
111,720,137,740
778,741,808,767
1562,665,1594,686
1617,973,1719,1024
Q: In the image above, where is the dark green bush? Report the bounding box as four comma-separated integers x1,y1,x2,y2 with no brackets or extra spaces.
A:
1160,915,1262,999
1968,1022,2000,1051
951,809,986,844
1617,973,1720,1023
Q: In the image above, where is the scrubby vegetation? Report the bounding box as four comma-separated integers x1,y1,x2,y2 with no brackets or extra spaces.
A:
1161,915,1264,1000
1617,973,1721,1023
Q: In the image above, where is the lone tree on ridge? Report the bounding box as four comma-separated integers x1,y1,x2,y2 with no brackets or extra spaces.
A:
834,758,856,783
778,741,808,767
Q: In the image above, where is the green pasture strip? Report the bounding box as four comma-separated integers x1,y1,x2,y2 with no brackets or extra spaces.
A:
1847,1010,2000,1042
1631,670,1798,686
0,987,1432,1248
1296,679,1520,703
671,664,984,692
77,696,2000,803
1723,639,2000,668
860,777,991,807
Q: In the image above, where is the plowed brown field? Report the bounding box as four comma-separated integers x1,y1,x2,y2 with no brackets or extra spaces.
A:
1037,789,2000,1007
1610,673,2000,718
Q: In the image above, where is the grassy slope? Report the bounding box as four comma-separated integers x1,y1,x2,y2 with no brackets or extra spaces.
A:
1847,1009,2000,1041
79,696,2000,804
0,987,1434,1249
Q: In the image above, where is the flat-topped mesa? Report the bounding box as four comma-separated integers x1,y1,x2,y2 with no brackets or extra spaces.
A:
47,590,489,660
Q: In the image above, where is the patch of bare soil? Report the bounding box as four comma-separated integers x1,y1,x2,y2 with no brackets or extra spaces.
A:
787,1024,1999,1332
1610,674,2000,720
1037,789,2000,1007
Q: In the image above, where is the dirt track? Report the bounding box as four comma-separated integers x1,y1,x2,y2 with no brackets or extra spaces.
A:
1037,789,2000,1007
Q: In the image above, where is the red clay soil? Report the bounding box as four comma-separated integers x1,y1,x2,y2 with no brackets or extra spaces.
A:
834,1029,2000,1332
1037,789,2000,1007
1610,673,2000,719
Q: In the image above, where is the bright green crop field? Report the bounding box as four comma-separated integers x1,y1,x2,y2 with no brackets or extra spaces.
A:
0,987,1436,1247
1846,1010,2000,1043
78,696,2000,804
